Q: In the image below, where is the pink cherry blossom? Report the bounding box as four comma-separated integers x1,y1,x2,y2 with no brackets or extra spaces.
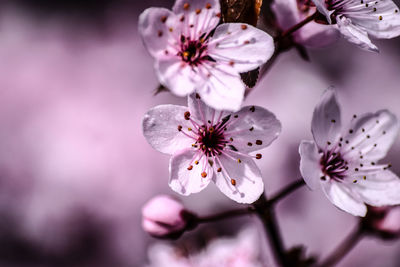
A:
272,0,340,47
142,94,281,203
299,89,400,216
138,0,274,111
142,195,192,238
311,0,400,51
366,206,400,238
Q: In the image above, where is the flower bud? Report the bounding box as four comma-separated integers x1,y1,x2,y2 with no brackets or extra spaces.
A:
364,206,400,240
142,195,196,239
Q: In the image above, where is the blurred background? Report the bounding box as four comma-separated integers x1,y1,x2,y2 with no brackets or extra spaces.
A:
0,0,399,266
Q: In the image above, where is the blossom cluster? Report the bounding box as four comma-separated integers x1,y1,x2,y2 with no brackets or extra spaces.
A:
139,0,400,264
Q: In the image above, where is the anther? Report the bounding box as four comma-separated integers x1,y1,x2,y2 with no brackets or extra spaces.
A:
353,180,357,183
206,3,212,9
247,142,253,146
256,140,263,145
371,162,375,165
241,24,248,30
355,168,359,171
331,119,336,123
366,135,370,138
183,3,190,10
256,154,262,159
379,15,383,20
362,128,365,132
160,16,167,23
237,159,241,163
187,165,193,170
178,125,182,131
320,176,326,181
195,160,199,165
234,115,238,118
327,141,331,145
244,40,250,44
353,114,357,118
231,179,236,186
217,167,222,172
195,9,201,14
201,172,207,178
363,176,367,180
158,30,163,37
209,126,214,132
249,127,254,131
230,137,234,142
250,106,255,112
349,129,354,134
180,15,185,22
188,128,192,131
184,111,191,120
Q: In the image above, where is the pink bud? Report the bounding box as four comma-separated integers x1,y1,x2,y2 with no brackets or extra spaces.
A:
365,206,400,239
142,195,194,238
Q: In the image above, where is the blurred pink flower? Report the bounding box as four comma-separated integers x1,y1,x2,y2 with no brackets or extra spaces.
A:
138,0,274,111
146,226,263,267
365,206,400,238
272,0,339,47
143,94,281,203
142,195,194,238
299,89,400,216
312,0,400,51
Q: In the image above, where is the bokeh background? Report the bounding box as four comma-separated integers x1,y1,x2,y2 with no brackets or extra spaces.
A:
0,0,399,266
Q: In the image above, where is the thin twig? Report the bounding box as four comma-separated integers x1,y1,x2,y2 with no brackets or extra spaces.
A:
197,207,255,223
319,225,364,267
268,179,306,207
278,12,318,41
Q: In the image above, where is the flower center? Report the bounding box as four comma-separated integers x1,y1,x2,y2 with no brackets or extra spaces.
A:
178,35,212,66
198,125,226,156
320,150,348,181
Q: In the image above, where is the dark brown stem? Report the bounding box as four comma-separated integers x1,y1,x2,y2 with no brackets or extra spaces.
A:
278,12,318,40
254,193,290,267
268,179,306,207
319,225,364,267
197,207,255,223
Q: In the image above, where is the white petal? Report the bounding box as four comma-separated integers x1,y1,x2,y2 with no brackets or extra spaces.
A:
143,105,194,154
225,106,281,153
169,149,213,195
341,110,399,161
353,170,400,206
299,140,324,190
172,0,221,39
197,63,245,111
213,151,264,204
344,0,400,39
336,16,379,52
155,59,203,97
321,181,367,216
187,93,217,124
312,89,342,149
208,23,275,73
138,8,180,58
311,0,334,24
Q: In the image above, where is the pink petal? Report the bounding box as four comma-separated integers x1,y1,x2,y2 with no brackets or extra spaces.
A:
226,106,281,153
321,181,367,216
138,8,180,58
341,110,399,162
169,149,213,195
155,59,203,97
143,105,194,154
197,63,245,111
295,23,340,48
299,140,324,190
336,16,379,52
208,23,274,73
353,170,400,207
172,0,221,39
311,89,342,150
213,151,264,204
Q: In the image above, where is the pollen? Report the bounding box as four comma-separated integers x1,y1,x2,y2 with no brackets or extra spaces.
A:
231,179,236,186
195,160,199,165
201,172,207,178
187,165,193,170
